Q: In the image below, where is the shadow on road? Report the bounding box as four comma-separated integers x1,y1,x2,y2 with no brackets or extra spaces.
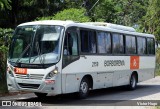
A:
16,84,160,106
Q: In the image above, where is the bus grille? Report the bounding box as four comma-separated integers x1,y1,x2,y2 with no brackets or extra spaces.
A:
18,83,40,89
15,74,44,80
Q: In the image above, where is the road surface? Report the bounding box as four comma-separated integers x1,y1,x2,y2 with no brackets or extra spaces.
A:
1,76,160,109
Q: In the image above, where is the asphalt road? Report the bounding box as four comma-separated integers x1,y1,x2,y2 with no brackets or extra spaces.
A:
1,76,160,108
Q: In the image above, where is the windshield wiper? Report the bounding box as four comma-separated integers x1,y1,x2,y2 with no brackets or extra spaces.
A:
31,42,44,64
15,44,31,64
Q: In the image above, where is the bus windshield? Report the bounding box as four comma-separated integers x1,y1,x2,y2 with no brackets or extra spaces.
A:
9,25,64,64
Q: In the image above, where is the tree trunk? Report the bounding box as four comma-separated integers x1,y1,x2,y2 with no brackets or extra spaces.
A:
0,51,8,93
10,0,18,28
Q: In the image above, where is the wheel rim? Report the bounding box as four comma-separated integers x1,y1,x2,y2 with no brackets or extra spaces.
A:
80,81,88,94
131,75,136,88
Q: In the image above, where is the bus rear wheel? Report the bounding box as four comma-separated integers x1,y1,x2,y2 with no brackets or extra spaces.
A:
128,73,137,90
34,92,47,98
78,77,89,99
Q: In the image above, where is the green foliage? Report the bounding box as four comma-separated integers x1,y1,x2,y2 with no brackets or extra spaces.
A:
112,0,148,26
0,28,13,46
139,0,160,41
0,28,13,37
0,0,11,10
93,0,117,22
0,0,153,31
37,8,91,22
0,0,67,28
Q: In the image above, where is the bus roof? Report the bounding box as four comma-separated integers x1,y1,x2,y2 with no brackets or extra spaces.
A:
18,20,154,38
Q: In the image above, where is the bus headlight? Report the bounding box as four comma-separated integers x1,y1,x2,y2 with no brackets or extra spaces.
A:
53,68,58,74
45,67,58,79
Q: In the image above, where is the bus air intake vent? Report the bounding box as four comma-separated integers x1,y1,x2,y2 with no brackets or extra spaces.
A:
18,83,40,89
85,22,136,32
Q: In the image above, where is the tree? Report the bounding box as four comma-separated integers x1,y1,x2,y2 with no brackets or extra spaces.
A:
0,0,11,10
9,0,53,27
139,0,160,40
0,28,13,93
37,8,91,22
92,0,117,22
113,0,148,26
0,0,67,28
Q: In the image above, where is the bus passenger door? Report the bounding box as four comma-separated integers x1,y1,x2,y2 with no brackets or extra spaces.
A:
61,29,80,93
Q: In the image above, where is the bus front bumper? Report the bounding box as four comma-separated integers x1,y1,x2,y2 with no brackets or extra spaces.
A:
7,76,59,96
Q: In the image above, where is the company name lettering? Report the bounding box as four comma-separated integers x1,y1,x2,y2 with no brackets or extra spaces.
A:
104,60,125,67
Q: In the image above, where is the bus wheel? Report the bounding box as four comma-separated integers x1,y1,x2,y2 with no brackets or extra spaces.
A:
34,92,47,98
78,77,89,99
128,74,137,90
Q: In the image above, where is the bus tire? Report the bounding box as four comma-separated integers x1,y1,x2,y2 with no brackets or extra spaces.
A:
34,92,47,98
128,73,137,90
78,77,89,99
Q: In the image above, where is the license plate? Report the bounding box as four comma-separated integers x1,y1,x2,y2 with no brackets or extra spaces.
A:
14,67,27,74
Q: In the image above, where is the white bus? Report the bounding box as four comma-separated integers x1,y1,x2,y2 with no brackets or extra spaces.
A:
7,20,155,98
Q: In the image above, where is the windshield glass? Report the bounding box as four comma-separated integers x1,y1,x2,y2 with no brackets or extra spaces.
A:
9,25,64,64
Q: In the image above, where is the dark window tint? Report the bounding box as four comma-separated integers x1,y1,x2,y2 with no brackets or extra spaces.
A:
97,32,111,53
64,32,78,56
112,33,124,54
125,35,136,54
105,33,111,53
137,37,146,54
81,30,88,52
80,30,96,53
147,38,155,54
12,39,24,58
63,30,79,67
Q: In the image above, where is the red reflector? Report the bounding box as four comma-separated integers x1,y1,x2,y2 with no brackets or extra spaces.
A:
45,80,55,84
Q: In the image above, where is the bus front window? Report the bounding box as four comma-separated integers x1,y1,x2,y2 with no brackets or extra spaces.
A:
9,25,64,64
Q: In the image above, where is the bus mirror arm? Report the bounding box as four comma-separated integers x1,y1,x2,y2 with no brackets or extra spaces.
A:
80,55,87,59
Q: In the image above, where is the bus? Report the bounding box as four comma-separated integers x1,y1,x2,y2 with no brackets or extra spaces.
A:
7,20,155,98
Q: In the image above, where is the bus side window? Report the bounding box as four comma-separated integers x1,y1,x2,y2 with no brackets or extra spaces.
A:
147,38,155,55
137,37,146,55
63,31,79,67
63,32,74,55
